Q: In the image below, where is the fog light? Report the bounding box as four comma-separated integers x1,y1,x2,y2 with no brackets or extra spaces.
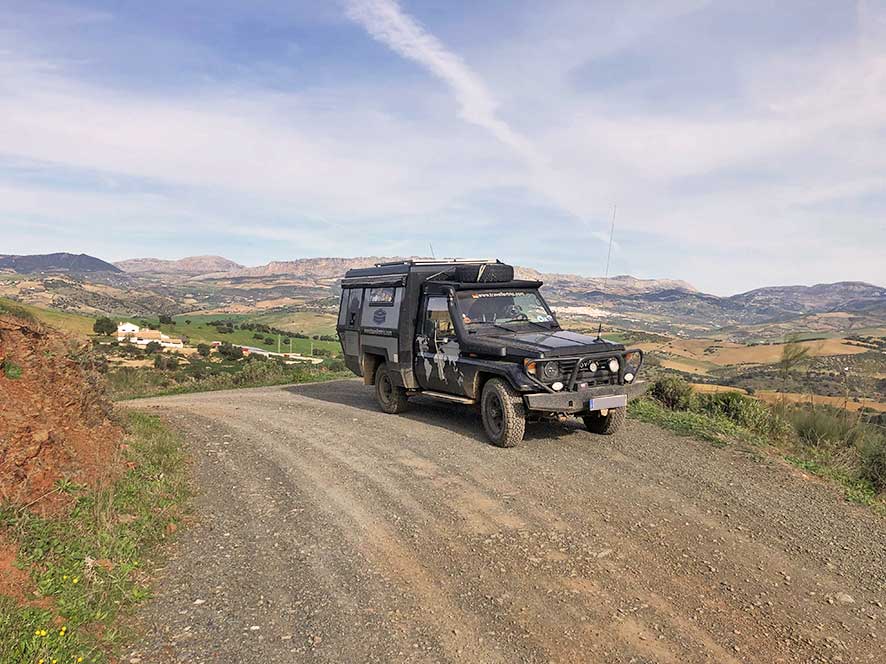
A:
624,372,634,383
551,381,564,391
608,358,619,373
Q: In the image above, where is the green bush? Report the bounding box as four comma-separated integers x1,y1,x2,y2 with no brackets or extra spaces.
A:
858,432,886,492
697,391,789,438
92,316,116,336
1,359,23,379
785,406,860,447
650,376,694,410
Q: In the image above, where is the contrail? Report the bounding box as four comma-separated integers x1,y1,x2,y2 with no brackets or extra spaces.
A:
344,0,538,161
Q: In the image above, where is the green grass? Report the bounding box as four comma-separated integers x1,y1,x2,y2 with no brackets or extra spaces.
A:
256,311,338,337
0,297,96,336
109,357,350,400
629,398,751,447
633,377,886,512
117,315,340,356
0,412,189,663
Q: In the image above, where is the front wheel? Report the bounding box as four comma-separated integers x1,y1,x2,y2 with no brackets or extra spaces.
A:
481,379,526,447
375,363,409,414
582,407,626,435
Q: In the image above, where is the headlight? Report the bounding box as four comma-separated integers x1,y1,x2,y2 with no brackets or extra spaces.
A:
543,361,560,379
587,361,598,373
608,358,620,373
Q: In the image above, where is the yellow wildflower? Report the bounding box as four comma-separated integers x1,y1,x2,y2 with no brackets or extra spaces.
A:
71,577,79,585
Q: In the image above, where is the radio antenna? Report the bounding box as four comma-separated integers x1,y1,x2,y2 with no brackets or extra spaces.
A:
597,204,617,339
429,242,436,259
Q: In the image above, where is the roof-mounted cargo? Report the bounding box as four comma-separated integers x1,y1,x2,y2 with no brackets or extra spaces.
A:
342,258,516,287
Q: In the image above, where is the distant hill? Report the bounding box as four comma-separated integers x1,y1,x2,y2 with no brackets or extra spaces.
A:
0,253,121,274
115,255,243,275
199,257,698,296
727,282,886,314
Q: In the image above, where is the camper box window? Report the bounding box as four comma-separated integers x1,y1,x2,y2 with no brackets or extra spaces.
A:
368,287,396,306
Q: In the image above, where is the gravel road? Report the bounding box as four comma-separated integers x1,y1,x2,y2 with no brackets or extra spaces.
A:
125,380,884,664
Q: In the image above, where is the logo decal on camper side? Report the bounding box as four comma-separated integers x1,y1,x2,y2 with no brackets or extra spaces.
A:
373,308,387,324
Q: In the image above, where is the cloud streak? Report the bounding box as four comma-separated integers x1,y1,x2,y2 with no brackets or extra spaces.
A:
344,0,539,163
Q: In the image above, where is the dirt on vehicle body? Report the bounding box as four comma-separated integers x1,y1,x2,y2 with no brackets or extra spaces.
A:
336,259,645,446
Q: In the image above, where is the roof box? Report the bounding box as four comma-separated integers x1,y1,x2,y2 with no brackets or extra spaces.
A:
455,263,514,283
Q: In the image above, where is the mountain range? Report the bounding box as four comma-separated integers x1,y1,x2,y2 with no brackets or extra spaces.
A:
1,253,883,340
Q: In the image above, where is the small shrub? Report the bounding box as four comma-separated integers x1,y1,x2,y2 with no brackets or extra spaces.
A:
697,391,789,438
858,431,886,493
145,341,162,354
196,343,211,358
786,406,859,447
2,359,23,379
650,376,694,410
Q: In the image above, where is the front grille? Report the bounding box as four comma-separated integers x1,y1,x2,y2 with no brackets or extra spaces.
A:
544,358,618,388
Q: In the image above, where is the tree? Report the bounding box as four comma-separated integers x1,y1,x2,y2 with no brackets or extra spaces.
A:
145,341,162,354
158,314,174,325
93,317,116,336
197,343,211,358
217,342,243,361
777,336,810,399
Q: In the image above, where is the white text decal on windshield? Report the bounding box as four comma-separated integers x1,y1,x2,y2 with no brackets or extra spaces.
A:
472,291,529,298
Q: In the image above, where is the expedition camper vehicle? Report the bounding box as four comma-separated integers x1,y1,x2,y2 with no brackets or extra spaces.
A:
337,259,645,447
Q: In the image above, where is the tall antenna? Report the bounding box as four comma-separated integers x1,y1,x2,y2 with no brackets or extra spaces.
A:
597,204,617,339
429,242,436,259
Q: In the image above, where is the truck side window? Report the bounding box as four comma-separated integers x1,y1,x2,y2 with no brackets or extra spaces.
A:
424,297,454,338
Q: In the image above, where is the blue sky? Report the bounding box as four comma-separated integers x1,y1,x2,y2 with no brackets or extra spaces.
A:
1,0,884,294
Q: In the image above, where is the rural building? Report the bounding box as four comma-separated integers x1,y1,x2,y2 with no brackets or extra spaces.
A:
116,322,184,349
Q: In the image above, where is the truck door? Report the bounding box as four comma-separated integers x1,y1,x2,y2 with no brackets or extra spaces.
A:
338,287,364,376
415,295,465,394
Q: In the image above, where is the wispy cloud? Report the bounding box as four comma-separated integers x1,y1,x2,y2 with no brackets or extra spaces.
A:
344,0,538,162
0,1,884,293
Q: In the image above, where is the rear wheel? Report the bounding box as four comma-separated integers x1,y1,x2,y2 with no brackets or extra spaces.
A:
583,407,626,435
375,363,409,414
481,379,526,447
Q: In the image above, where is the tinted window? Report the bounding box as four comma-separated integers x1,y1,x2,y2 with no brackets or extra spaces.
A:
368,287,396,305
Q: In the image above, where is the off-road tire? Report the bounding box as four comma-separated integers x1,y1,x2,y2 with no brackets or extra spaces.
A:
583,407,626,435
375,363,409,414
481,378,526,447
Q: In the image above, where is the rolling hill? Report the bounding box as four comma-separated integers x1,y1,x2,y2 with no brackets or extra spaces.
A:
0,253,121,274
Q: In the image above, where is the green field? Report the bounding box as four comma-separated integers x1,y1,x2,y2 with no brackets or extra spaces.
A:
120,315,341,356
0,297,96,336
256,311,338,337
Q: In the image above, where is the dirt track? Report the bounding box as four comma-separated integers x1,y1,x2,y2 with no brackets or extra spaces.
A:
126,380,884,663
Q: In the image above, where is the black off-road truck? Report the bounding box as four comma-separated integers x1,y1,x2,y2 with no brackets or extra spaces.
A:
337,259,645,447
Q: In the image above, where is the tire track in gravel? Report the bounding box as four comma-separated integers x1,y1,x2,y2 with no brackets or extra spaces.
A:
125,380,884,664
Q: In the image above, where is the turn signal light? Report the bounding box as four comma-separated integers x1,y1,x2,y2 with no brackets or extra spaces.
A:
523,359,537,376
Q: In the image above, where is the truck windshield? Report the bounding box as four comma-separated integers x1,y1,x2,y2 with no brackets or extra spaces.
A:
456,290,556,328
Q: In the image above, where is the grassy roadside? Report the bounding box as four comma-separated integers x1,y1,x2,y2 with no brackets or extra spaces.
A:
109,359,351,401
629,378,886,513
0,412,189,663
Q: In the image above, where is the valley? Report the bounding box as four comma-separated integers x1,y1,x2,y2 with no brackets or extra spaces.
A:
1,253,884,406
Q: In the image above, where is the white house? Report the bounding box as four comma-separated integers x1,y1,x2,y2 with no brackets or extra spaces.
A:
117,322,140,341
117,322,184,349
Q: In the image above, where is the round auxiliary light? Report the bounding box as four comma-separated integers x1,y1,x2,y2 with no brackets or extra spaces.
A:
543,361,560,379
587,361,598,373
624,372,634,383
608,358,620,373
551,381,564,391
